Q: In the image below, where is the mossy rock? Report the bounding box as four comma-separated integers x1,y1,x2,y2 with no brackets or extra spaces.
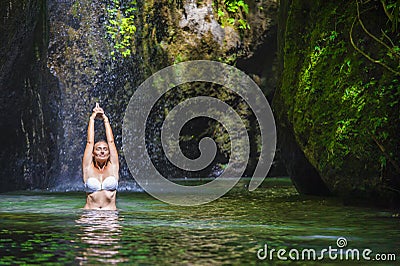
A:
274,0,400,206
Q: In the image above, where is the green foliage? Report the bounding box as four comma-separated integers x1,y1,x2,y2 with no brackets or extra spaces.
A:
382,0,400,32
216,0,250,30
105,0,137,58
173,53,186,64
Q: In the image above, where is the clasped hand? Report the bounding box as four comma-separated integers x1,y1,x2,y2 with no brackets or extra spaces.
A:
91,103,108,121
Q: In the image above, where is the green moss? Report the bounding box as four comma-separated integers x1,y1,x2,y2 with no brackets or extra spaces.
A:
215,0,250,30
275,0,400,202
105,0,137,58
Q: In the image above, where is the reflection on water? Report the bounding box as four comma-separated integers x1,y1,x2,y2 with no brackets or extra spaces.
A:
75,210,127,264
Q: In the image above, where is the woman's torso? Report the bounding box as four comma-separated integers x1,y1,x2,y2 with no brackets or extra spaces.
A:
83,163,119,210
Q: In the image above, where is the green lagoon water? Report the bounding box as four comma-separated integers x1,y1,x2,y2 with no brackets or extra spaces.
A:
0,178,399,265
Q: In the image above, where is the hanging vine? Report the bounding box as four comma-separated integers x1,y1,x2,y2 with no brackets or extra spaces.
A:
350,0,400,75
381,0,400,32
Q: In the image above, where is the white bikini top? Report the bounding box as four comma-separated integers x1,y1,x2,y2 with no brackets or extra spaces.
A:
85,176,118,193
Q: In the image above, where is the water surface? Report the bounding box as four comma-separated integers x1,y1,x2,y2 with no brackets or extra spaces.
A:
0,178,398,265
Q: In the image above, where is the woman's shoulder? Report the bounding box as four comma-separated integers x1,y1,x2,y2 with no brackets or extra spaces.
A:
106,162,119,178
108,161,119,169
82,162,96,179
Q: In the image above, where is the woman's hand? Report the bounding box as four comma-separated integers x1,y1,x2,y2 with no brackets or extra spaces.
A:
90,103,106,120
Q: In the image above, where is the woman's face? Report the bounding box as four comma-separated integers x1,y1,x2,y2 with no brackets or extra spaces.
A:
93,142,110,163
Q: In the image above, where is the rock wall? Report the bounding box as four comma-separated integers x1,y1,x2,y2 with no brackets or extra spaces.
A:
0,0,280,191
47,0,144,190
0,0,60,192
134,0,280,178
274,0,400,205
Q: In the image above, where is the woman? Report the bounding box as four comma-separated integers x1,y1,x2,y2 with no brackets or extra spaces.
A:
82,103,119,210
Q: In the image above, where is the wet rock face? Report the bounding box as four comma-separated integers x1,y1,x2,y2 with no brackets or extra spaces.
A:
47,0,143,190
179,1,227,46
47,0,111,189
136,0,280,178
0,0,60,191
136,0,278,68
276,113,331,195
1,0,280,191
272,0,330,196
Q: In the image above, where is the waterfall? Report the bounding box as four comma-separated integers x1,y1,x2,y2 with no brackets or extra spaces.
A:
47,0,143,191
1,0,281,192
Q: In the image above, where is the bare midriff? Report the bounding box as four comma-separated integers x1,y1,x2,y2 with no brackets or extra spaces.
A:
84,190,117,210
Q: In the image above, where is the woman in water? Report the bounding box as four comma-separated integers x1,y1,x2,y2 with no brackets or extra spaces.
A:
82,103,119,210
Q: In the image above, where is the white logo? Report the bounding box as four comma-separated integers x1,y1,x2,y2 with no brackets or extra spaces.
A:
122,60,276,205
336,237,348,248
257,237,397,262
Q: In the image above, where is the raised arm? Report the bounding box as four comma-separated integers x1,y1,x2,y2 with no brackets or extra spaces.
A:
102,113,119,168
82,104,102,174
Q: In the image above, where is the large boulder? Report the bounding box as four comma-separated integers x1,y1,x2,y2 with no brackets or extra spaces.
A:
274,0,400,205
